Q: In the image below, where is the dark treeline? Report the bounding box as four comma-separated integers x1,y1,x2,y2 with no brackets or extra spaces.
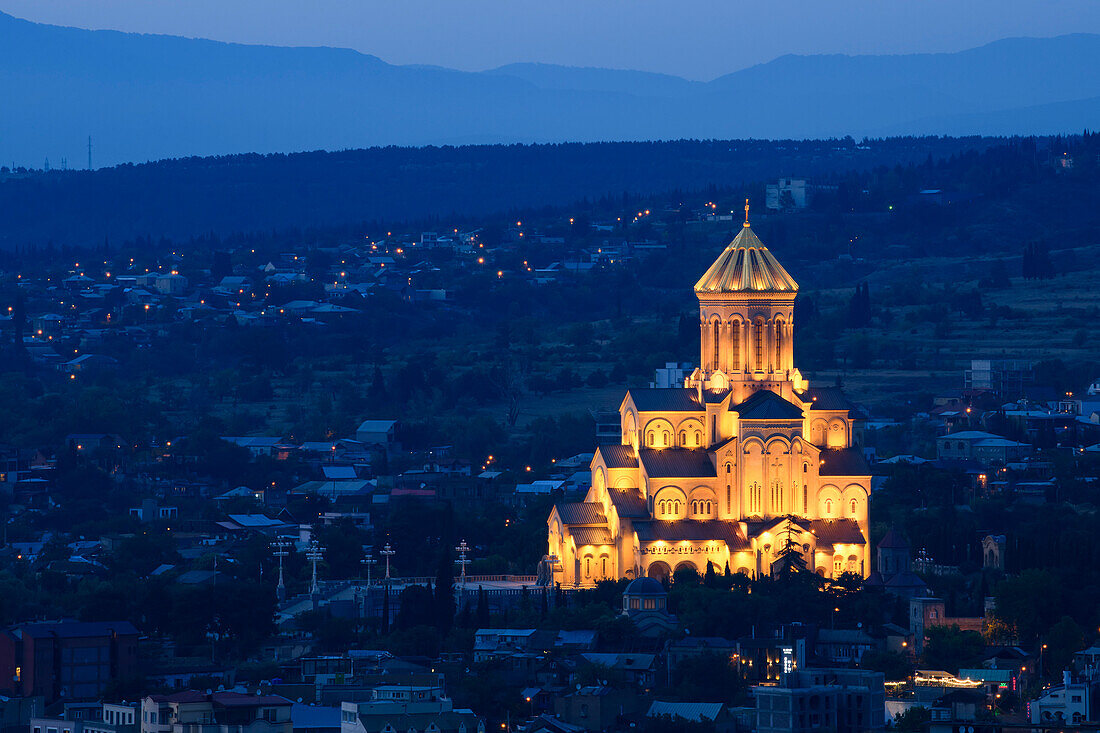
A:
0,136,995,247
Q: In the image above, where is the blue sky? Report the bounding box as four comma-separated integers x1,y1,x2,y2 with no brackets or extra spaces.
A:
5,0,1100,80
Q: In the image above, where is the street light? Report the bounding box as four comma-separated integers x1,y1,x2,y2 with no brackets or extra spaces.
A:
272,538,291,598
381,542,396,580
307,540,325,594
455,539,471,586
361,550,376,586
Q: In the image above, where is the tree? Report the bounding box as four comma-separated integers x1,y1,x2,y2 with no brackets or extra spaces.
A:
476,586,490,628
434,548,456,634
396,584,435,630
860,650,913,681
773,517,808,578
1046,616,1084,676
922,625,984,671
994,569,1061,643
892,706,931,732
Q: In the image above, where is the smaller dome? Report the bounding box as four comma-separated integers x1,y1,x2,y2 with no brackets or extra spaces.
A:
623,577,666,597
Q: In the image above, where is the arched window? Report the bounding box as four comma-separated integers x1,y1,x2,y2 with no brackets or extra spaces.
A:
726,484,731,513
694,430,702,446
775,320,783,369
705,500,712,514
679,431,685,446
731,320,740,370
585,557,591,578
601,557,608,576
712,320,720,369
663,431,670,447
825,499,833,514
754,321,764,371
833,555,843,574
849,498,858,515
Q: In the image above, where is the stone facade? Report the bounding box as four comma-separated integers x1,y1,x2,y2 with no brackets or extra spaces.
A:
548,216,871,586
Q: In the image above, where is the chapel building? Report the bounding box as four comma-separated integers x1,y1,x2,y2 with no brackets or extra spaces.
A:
547,208,871,585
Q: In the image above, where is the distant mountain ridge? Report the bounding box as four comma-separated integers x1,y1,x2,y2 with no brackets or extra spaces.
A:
1,11,1099,166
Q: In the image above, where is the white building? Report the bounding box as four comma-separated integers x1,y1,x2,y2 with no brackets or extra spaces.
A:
339,685,482,733
649,361,693,389
355,420,397,447
1029,672,1092,727
766,179,808,210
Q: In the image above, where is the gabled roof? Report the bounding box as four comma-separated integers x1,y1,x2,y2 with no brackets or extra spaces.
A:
819,448,871,476
626,388,703,412
646,702,725,723
555,502,606,526
798,386,855,412
885,571,928,589
608,487,648,518
808,518,866,546
635,519,750,550
569,526,614,546
877,527,909,550
694,225,798,294
731,389,804,420
639,448,716,478
597,444,638,469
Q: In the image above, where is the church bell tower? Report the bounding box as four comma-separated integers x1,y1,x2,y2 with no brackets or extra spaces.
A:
690,201,802,401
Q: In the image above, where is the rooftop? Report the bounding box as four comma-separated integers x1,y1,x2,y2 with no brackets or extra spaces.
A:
694,224,798,294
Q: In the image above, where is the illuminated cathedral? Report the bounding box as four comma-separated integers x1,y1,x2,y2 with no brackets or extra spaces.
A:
547,204,871,585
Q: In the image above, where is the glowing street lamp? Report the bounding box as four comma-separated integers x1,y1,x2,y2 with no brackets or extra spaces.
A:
307,540,325,594
361,550,377,587
381,542,396,580
272,538,291,596
455,539,471,586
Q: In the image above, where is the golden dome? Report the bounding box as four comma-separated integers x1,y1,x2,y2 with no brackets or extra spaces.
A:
693,225,798,294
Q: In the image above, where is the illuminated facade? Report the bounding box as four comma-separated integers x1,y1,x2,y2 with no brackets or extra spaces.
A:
548,209,871,585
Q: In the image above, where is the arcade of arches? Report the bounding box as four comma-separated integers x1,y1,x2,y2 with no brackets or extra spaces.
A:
547,216,872,586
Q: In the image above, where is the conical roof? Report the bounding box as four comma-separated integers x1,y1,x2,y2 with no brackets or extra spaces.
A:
694,225,798,294
878,527,910,550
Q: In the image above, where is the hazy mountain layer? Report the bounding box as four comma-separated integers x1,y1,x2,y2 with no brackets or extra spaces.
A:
2,11,1098,166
